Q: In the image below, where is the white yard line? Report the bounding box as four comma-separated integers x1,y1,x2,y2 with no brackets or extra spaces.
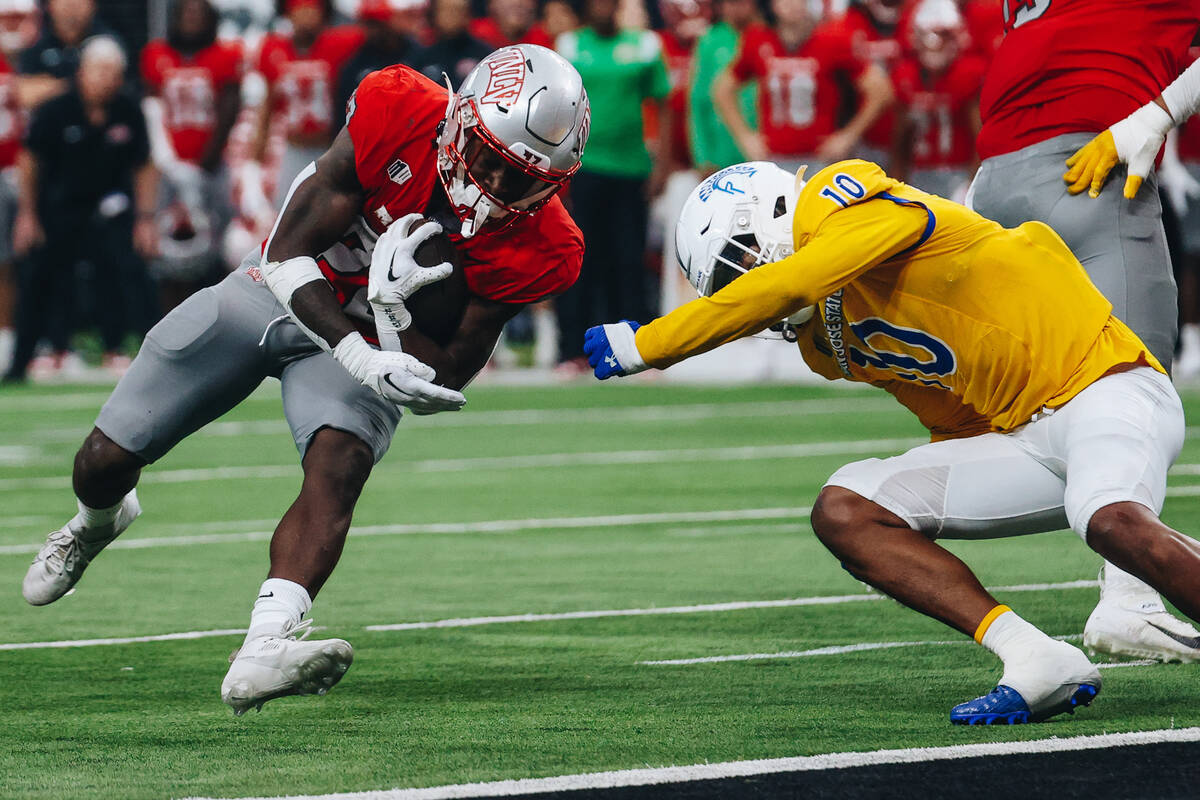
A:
0,628,246,651
0,437,922,491
0,507,816,555
2,579,1098,650
179,727,1200,800
364,580,1094,632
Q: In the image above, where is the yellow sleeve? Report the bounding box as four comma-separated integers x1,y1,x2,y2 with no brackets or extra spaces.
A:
635,198,929,369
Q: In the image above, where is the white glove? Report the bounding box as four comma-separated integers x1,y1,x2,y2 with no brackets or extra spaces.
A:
1064,102,1174,199
1159,131,1200,215
368,213,453,350
332,332,465,413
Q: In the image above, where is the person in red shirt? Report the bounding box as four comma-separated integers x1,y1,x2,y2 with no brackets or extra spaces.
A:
251,0,365,206
835,0,905,165
657,0,708,173
140,0,243,297
712,0,892,173
0,0,34,369
968,0,1200,664
22,47,590,716
889,0,984,201
469,0,553,49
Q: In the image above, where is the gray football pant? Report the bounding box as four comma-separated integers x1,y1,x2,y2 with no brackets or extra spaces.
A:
95,260,402,465
969,133,1177,371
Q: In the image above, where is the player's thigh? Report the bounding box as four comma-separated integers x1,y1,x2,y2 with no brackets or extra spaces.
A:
279,352,403,465
825,433,1069,539
1047,367,1184,539
95,271,277,462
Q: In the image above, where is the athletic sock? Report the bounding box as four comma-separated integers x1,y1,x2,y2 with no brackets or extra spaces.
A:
73,491,135,542
245,578,312,642
976,606,1059,664
1100,564,1165,612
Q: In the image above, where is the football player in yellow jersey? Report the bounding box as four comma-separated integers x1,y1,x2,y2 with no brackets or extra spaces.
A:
583,160,1200,724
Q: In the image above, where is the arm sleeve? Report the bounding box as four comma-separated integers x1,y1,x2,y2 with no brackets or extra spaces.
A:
634,200,928,368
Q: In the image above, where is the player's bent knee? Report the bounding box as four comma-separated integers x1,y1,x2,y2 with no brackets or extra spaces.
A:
72,428,142,485
1084,501,1159,550
811,487,879,550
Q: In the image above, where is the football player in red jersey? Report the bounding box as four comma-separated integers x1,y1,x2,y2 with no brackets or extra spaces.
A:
140,0,243,298
835,0,905,165
712,0,892,173
21,46,590,715
889,0,984,201
968,0,1200,663
251,0,365,206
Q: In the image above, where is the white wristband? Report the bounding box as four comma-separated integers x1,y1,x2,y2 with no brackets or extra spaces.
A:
606,322,648,374
1163,57,1200,126
260,255,325,306
331,331,374,385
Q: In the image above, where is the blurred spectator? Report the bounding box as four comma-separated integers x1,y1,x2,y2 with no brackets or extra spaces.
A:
888,0,982,201
688,0,757,176
141,0,243,306
469,0,551,48
554,0,671,370
1171,62,1200,379
17,0,123,109
5,37,157,382
540,0,578,42
414,0,491,88
652,0,708,314
335,0,424,117
251,0,363,206
712,0,892,174
0,0,34,372
838,0,905,165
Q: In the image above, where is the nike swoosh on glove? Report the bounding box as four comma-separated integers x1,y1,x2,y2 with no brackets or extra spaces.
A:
583,321,648,380
369,213,453,350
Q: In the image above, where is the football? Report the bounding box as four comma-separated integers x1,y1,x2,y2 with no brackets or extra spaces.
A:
404,218,470,346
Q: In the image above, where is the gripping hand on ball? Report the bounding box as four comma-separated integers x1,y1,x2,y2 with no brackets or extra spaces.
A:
583,321,648,380
369,213,453,349
333,332,465,413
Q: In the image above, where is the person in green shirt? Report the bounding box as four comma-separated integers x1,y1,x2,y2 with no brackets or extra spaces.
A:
554,0,673,369
688,0,759,176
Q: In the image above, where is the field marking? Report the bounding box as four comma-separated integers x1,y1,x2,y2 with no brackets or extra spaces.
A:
181,727,1200,800
2,579,1098,650
0,628,246,651
5,397,899,444
0,507,816,555
364,580,1095,632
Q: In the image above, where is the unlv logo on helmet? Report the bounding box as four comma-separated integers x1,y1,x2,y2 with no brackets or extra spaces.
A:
480,49,527,105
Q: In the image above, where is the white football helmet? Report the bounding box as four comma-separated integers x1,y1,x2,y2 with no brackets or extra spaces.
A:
675,162,813,331
437,44,590,237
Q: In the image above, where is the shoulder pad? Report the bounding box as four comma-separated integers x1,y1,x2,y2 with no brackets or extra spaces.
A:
793,160,901,249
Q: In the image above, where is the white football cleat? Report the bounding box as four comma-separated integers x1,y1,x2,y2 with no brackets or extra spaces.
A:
1084,583,1200,663
22,491,141,606
221,619,354,716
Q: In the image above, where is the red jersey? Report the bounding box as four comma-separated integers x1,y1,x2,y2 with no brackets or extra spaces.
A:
467,18,553,49
0,55,21,169
960,0,1004,58
834,5,902,149
276,66,581,340
978,0,1200,159
140,39,243,163
658,29,694,167
731,23,867,156
893,55,986,169
257,26,365,140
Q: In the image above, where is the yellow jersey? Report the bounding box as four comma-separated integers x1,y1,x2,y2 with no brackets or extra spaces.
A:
635,160,1162,440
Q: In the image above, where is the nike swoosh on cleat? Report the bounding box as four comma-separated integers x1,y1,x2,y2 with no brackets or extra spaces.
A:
257,592,274,599
1147,621,1200,650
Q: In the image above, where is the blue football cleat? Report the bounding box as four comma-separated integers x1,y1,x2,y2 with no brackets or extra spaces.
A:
950,682,1100,725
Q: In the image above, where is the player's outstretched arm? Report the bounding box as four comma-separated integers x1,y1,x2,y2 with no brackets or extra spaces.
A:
264,128,465,413
1064,57,1200,199
400,296,523,391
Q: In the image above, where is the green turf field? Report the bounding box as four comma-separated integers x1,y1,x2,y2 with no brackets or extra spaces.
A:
1,379,1199,800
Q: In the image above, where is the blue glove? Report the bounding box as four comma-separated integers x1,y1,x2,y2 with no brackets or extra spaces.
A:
583,321,647,380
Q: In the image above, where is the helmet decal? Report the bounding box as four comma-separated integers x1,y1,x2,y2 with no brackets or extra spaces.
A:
480,49,527,106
